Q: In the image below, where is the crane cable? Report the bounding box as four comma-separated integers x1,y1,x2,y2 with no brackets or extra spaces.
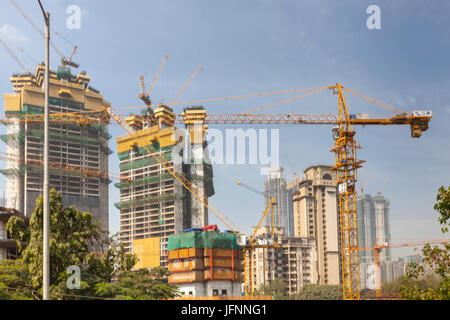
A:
241,87,330,114
9,0,65,59
342,86,407,115
118,85,330,110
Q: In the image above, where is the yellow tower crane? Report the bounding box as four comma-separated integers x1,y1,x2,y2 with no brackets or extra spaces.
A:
243,197,279,297
1,84,433,300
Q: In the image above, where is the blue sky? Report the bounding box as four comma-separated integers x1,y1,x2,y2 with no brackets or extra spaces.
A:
0,0,449,260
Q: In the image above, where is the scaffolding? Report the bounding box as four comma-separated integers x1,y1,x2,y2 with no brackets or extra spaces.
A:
114,173,174,189
114,193,185,210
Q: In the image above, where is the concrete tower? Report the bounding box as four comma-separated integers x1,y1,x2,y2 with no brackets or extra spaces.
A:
2,65,110,232
116,106,214,267
292,165,341,285
264,167,288,233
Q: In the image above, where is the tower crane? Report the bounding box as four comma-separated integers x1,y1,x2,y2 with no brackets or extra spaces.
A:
60,45,79,69
9,0,79,70
237,181,266,197
138,54,168,112
170,65,204,105
376,173,391,196
0,83,433,300
243,197,280,296
359,239,449,299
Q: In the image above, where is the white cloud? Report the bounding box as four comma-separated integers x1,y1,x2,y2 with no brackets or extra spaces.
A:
0,23,29,45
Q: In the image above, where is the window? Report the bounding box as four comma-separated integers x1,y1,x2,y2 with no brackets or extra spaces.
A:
221,289,228,296
213,289,219,296
323,174,332,180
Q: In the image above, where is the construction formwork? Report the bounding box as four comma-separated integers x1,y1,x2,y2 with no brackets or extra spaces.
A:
2,65,111,231
116,106,215,267
167,230,244,297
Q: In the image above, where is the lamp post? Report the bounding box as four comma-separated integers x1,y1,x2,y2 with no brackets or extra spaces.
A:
37,0,50,300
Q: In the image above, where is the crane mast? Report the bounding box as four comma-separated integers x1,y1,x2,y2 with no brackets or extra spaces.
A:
330,83,365,300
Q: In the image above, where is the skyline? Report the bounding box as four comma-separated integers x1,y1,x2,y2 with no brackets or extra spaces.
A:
1,0,449,261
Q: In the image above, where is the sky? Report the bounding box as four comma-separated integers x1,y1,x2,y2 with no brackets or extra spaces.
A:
0,0,449,260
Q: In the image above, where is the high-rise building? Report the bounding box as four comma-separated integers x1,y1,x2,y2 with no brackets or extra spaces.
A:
357,193,392,287
116,106,214,267
1,65,110,231
264,167,288,233
356,194,391,263
246,226,317,295
292,165,341,285
286,172,301,237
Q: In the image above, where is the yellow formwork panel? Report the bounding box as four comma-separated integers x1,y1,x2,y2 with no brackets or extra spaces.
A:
168,248,203,261
203,258,244,270
3,93,21,112
203,269,243,281
168,258,204,272
116,126,176,154
168,271,204,284
203,248,242,258
133,237,160,269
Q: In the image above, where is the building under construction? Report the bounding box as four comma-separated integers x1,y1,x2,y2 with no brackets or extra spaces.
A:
167,228,243,297
1,64,111,230
116,106,214,267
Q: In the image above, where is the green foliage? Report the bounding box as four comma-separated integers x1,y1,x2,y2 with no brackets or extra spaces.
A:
7,188,103,290
149,266,170,281
399,186,450,300
2,188,177,300
255,278,288,299
93,269,179,300
294,284,343,300
0,260,34,300
380,276,405,298
400,245,449,300
434,186,450,233
6,217,29,252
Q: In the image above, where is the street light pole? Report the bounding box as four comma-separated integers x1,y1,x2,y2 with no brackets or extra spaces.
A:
37,0,50,301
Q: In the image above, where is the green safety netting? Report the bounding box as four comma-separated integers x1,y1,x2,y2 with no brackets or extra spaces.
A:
119,151,174,172
0,132,26,144
167,231,243,251
27,129,103,146
118,144,174,162
114,173,175,189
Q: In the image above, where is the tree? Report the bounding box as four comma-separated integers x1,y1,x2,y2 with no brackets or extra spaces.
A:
0,260,34,300
294,284,343,300
255,278,288,299
149,266,170,281
3,188,178,300
7,188,103,293
434,186,450,233
400,186,450,300
93,269,179,300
